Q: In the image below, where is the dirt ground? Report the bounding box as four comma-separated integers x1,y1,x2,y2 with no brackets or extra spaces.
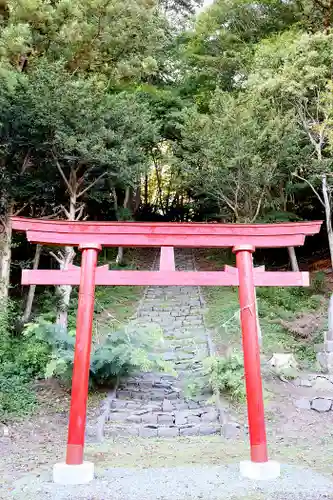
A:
1,377,333,498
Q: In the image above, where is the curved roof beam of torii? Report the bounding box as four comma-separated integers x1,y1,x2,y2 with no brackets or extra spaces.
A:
11,217,323,248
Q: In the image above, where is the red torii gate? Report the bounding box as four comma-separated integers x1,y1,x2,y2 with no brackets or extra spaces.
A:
12,217,322,484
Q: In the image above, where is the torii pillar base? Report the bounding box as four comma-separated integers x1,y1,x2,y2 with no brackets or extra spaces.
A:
240,460,280,480
53,462,94,485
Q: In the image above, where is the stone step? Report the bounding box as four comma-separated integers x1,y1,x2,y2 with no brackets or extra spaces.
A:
103,423,221,438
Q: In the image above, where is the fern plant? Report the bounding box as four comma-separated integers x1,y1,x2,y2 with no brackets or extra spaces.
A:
203,351,246,402
24,320,173,387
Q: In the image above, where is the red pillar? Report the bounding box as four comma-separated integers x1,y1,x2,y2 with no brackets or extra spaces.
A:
233,245,268,463
66,243,101,466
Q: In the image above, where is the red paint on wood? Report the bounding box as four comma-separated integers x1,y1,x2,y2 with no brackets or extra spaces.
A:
66,244,101,466
234,246,268,463
159,247,176,271
23,230,307,248
22,269,310,287
11,216,322,237
224,265,265,274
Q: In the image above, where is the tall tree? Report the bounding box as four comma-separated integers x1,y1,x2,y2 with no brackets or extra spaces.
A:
0,60,156,322
2,0,167,82
178,90,304,222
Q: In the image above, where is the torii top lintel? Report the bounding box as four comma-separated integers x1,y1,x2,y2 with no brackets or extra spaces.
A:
11,217,322,248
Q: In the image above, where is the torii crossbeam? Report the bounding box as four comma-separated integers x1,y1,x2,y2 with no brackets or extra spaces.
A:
12,217,322,484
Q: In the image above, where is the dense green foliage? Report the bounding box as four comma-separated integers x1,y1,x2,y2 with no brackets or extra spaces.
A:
0,301,39,418
205,279,325,365
23,321,172,387
204,352,246,402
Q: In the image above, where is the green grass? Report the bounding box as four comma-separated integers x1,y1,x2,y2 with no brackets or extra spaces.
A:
205,282,326,366
69,249,144,331
86,435,333,476
37,247,146,332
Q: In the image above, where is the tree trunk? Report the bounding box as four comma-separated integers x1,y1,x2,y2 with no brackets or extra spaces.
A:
115,247,124,266
22,244,42,323
116,187,130,266
0,203,13,305
56,245,75,328
322,174,333,269
288,247,300,272
144,174,149,205
134,186,141,214
56,192,77,329
154,163,164,214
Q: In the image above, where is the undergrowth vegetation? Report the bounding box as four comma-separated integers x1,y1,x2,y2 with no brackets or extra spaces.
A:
204,352,246,402
25,320,172,387
202,252,327,401
0,309,171,418
0,301,39,419
0,250,148,419
205,280,325,362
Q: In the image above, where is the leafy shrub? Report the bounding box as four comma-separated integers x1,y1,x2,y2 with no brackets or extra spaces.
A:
0,371,36,418
0,299,16,361
310,271,326,294
25,320,173,387
203,351,246,402
14,336,51,380
257,286,320,317
0,300,56,418
0,302,38,418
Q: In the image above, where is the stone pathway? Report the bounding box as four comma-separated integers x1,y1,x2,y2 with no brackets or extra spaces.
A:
100,249,224,439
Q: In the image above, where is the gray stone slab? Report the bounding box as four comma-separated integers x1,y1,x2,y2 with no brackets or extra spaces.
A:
180,426,199,436
176,352,195,360
311,397,332,412
126,415,142,423
141,413,158,425
187,415,201,424
139,426,158,438
312,376,333,391
105,426,139,438
201,411,219,422
175,412,188,426
297,378,313,388
157,426,180,437
157,414,174,424
111,400,128,409
163,352,177,361
162,399,174,412
108,412,131,422
199,424,220,436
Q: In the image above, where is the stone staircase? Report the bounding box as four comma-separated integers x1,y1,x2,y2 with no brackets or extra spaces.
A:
100,249,224,439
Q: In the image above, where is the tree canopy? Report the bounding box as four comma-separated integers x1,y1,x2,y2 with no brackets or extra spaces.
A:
2,0,333,302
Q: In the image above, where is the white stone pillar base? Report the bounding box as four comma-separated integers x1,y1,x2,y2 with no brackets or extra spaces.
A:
240,460,280,480
53,461,94,485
